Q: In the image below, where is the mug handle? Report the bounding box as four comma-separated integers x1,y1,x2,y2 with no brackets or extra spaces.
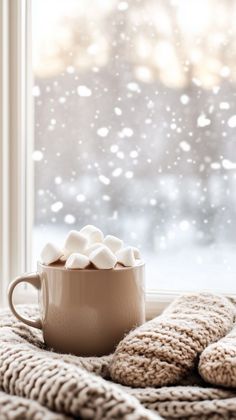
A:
8,272,42,330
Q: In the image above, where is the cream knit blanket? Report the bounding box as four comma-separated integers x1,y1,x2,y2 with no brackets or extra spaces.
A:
1,305,236,419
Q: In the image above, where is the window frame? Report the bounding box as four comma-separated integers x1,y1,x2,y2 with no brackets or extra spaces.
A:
0,0,33,306
5,1,235,318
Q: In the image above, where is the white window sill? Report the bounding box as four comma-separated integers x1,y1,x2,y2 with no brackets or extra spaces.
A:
7,287,236,322
11,286,176,320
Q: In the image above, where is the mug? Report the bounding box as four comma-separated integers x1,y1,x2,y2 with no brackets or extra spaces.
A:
8,261,145,356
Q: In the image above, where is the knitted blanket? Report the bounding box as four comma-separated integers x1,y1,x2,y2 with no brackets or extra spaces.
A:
1,305,236,419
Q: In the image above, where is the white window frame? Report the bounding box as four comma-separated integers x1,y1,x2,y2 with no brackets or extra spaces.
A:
0,0,33,307
1,0,207,318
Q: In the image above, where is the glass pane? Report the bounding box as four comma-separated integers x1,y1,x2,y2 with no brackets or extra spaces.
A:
32,0,236,292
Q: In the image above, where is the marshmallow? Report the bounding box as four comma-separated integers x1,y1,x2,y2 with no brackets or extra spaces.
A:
84,242,104,256
40,243,63,265
64,230,88,254
116,247,136,267
65,253,90,269
131,246,141,259
80,225,104,245
103,235,123,253
90,246,117,269
60,249,72,262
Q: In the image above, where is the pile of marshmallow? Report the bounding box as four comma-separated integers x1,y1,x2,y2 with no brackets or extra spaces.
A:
40,225,141,270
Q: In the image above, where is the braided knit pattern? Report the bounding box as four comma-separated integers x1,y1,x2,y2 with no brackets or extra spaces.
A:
0,391,70,420
0,306,158,420
199,323,236,387
2,300,236,419
110,293,235,387
124,385,236,419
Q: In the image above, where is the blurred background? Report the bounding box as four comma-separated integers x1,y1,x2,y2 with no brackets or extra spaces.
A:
32,0,236,291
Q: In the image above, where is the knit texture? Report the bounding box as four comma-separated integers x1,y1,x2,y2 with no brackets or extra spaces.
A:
0,307,157,420
199,323,236,387
1,300,236,419
110,293,235,387
0,391,69,420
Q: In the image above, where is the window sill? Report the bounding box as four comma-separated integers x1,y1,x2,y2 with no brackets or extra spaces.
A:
7,288,236,321
12,287,176,320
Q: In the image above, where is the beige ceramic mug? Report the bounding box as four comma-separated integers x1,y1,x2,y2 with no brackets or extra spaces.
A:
8,261,145,356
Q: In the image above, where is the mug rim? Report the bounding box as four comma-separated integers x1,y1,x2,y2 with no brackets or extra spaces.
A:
37,260,145,271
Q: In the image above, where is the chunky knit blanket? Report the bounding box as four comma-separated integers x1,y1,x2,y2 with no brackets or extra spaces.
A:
1,304,236,419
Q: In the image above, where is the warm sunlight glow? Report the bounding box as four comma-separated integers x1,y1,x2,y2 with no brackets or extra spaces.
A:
33,0,236,88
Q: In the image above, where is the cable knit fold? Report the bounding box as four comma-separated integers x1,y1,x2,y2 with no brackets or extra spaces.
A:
110,293,235,387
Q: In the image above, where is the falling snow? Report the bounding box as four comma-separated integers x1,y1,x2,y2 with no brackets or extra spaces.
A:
120,127,134,137
97,127,109,137
180,94,190,105
64,214,76,224
130,150,138,158
112,168,122,177
59,97,66,104
99,175,110,185
114,107,122,116
77,85,92,97
32,150,43,161
102,195,110,201
197,114,211,128
51,201,63,212
125,171,133,179
222,159,236,170
76,194,86,202
219,102,230,110
180,141,191,152
127,82,141,92
110,144,119,153
227,115,236,128
211,162,221,170
54,176,62,185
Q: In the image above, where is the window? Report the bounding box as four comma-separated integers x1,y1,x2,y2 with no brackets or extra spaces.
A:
1,1,236,308
31,0,236,293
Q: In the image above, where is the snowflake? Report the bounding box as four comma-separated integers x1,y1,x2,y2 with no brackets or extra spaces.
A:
59,97,66,104
32,150,43,161
130,150,138,158
97,127,109,137
227,115,236,128
54,176,62,185
222,159,236,170
219,102,230,110
120,127,134,137
211,162,221,170
99,175,110,185
180,141,191,152
127,82,141,93
180,94,190,105
125,171,133,179
112,168,122,177
114,107,122,116
197,114,211,128
51,201,63,212
76,194,86,202
110,144,119,153
102,195,111,201
77,85,92,97
64,214,76,224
